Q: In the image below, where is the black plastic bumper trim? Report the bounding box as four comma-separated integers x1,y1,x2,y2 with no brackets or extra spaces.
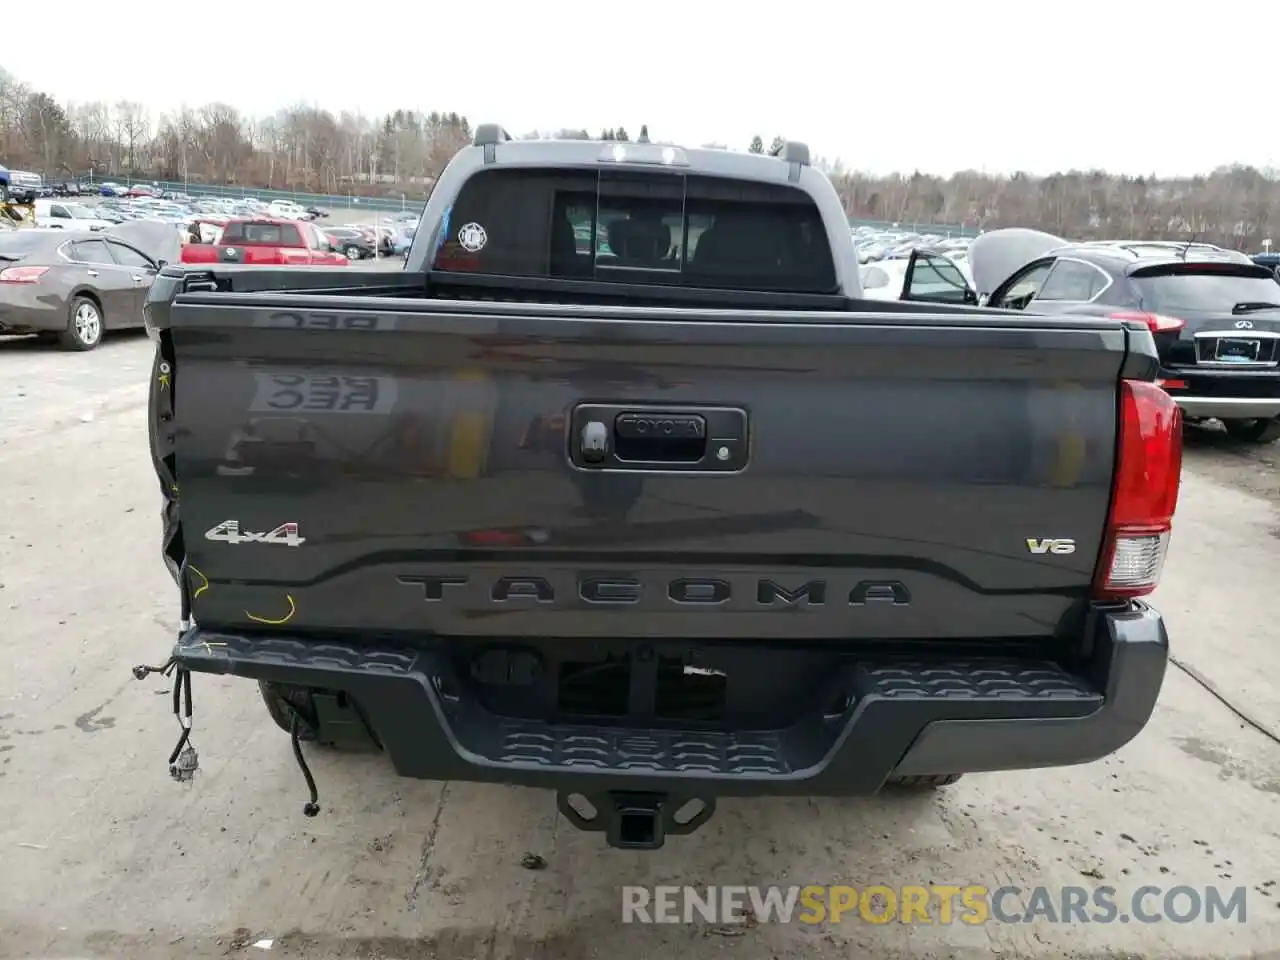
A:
891,602,1166,775
172,602,1166,795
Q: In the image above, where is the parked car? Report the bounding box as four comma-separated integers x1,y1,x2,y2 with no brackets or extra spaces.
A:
0,221,179,350
859,259,908,300
322,226,376,260
900,230,1280,442
180,217,348,265
859,248,973,301
141,129,1181,851
33,198,116,232
6,170,43,203
268,200,307,220
1250,251,1280,281
391,223,416,257
377,224,399,255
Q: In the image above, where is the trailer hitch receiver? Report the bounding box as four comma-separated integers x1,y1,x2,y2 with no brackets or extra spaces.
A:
556,790,716,850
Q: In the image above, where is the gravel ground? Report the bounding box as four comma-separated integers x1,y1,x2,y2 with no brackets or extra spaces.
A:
0,334,1278,960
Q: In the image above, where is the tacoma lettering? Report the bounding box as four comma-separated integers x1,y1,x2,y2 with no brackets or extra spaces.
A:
848,580,911,605
491,577,555,603
397,575,910,606
580,578,642,604
757,579,826,606
668,578,731,605
397,575,467,601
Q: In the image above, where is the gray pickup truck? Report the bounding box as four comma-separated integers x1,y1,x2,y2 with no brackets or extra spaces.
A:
137,127,1183,850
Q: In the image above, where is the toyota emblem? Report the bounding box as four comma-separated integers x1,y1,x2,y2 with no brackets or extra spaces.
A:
1235,319,1254,329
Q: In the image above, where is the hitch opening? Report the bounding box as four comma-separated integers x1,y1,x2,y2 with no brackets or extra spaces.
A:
556,790,715,850
614,794,664,850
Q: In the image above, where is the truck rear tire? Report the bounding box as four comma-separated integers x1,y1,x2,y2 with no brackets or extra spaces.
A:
258,680,381,751
886,774,963,788
1221,417,1280,444
259,680,319,742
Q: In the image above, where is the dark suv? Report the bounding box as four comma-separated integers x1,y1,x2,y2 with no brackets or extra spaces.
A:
908,238,1280,442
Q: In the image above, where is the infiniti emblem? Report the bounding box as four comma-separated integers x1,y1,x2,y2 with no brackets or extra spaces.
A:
1235,319,1254,329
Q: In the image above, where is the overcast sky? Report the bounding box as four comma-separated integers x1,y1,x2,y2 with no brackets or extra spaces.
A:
4,1,1270,178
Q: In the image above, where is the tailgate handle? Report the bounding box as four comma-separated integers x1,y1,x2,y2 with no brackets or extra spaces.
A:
570,404,748,473
613,412,706,462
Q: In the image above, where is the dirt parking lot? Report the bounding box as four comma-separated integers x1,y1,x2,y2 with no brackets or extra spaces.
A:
1,332,1279,960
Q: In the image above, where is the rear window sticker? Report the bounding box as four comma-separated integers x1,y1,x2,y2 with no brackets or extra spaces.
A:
458,222,488,252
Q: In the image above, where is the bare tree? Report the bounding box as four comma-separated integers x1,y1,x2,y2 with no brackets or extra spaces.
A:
114,101,150,174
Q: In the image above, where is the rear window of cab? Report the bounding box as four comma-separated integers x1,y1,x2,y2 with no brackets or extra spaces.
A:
219,221,302,246
431,168,837,294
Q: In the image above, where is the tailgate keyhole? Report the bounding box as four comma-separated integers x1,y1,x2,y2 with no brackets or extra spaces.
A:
581,421,609,463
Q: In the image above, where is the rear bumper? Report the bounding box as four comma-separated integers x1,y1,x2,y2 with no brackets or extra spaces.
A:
173,603,1168,795
0,298,65,335
1172,396,1280,420
1162,366,1280,420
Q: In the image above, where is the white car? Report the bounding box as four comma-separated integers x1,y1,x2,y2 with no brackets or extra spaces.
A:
859,252,974,301
33,199,115,232
859,258,910,300
268,201,307,220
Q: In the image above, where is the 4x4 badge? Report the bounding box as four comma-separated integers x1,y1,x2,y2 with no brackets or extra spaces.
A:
204,520,305,546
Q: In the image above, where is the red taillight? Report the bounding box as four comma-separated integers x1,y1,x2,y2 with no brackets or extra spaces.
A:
1110,310,1185,334
1155,378,1187,390
181,245,216,263
1093,380,1183,602
0,265,49,284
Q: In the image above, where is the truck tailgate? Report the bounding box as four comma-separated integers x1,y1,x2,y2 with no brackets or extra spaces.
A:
157,296,1133,642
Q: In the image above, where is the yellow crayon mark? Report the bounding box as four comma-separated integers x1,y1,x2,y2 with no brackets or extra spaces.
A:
447,368,491,478
199,640,226,655
245,594,297,626
158,373,170,390
188,565,210,600
1049,380,1086,488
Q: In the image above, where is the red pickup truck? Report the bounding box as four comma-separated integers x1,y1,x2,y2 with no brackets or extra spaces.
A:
181,217,349,266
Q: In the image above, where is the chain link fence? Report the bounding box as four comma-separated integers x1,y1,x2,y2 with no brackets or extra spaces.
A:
78,174,419,213
849,218,981,238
